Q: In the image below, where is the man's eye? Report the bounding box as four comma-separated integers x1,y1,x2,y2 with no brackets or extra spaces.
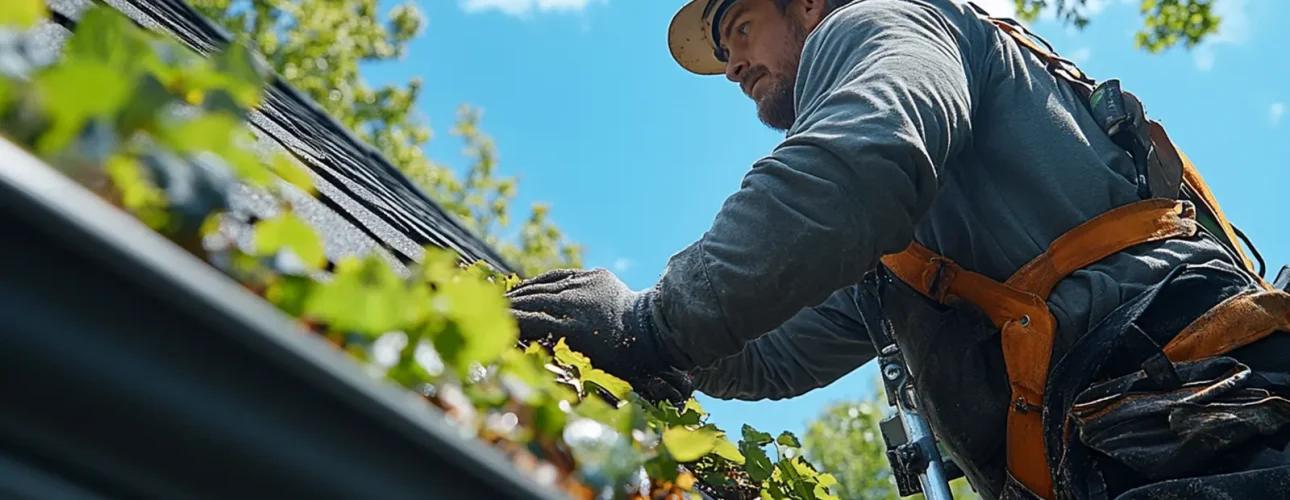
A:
738,23,750,36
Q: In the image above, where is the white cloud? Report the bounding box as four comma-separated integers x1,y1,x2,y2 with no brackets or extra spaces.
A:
1209,0,1251,45
612,258,633,273
1193,0,1250,71
1271,102,1286,126
461,0,606,17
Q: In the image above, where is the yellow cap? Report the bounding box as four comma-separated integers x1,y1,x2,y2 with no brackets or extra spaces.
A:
667,0,733,75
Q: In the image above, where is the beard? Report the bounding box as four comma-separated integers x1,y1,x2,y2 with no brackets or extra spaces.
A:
755,74,797,132
753,15,807,132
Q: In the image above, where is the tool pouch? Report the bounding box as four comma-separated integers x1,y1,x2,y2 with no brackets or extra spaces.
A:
1088,80,1183,200
1070,356,1290,482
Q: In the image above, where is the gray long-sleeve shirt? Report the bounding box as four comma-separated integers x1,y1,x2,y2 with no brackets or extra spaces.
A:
646,0,1250,496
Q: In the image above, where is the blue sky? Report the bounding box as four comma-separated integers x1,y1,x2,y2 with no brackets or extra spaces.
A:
364,0,1288,440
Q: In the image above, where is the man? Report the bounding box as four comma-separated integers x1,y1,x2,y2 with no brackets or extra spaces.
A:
506,0,1290,499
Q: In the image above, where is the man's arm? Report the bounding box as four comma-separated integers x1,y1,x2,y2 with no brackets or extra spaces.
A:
689,285,876,401
651,0,975,371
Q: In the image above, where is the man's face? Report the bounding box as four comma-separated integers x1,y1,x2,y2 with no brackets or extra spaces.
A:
717,0,816,131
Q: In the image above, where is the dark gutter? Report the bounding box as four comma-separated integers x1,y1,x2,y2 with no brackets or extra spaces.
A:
0,137,564,499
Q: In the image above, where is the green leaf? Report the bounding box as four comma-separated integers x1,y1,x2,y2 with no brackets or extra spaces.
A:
763,482,788,500
741,442,774,482
776,431,801,449
712,436,746,465
0,78,11,113
399,283,433,328
104,154,167,220
813,471,841,500
34,61,131,155
532,395,568,439
116,72,174,135
265,274,315,317
776,459,816,500
574,396,634,437
272,153,315,194
812,488,841,500
432,272,518,372
662,425,721,463
1,0,45,28
552,337,592,373
159,113,271,186
63,7,154,74
498,348,550,399
161,113,238,155
660,403,703,427
644,452,681,484
548,336,634,398
386,339,436,390
415,246,462,285
742,424,774,447
522,341,554,366
254,212,326,270
582,368,633,400
304,255,408,335
502,273,522,291
211,40,266,107
684,398,707,418
429,324,468,375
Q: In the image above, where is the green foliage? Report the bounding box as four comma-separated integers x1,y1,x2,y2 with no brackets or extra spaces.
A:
553,336,634,400
1133,0,1221,53
1,0,47,29
187,0,582,277
31,56,131,154
1012,0,1221,53
801,388,980,500
0,6,837,499
663,425,723,463
304,255,410,335
254,212,325,270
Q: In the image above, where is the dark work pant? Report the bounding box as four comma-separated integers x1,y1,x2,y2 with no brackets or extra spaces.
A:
1016,261,1290,500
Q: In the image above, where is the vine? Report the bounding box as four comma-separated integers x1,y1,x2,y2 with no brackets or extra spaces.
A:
0,4,840,500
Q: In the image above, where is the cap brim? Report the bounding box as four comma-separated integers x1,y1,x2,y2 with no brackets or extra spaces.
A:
668,0,727,76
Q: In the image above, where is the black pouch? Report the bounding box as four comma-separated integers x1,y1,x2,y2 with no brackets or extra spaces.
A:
1042,260,1290,500
1040,261,1258,499
1088,79,1182,200
1070,356,1290,481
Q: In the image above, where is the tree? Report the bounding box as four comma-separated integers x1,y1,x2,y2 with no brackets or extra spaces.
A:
802,383,980,500
1014,0,1221,53
187,0,583,277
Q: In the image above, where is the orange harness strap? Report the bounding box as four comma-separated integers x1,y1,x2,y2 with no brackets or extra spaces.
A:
985,11,1265,286
1164,289,1290,363
878,199,1199,499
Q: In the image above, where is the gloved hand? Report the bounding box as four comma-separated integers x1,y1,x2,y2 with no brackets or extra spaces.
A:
506,268,694,405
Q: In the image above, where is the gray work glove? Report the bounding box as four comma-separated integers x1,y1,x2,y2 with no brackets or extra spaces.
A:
506,268,694,406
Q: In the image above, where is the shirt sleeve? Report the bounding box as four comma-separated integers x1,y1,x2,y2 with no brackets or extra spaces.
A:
689,285,876,400
648,0,974,371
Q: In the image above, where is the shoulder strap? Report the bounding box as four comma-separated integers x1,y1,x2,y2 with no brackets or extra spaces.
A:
964,1,1268,283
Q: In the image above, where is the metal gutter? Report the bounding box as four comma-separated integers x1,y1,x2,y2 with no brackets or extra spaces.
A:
0,136,565,499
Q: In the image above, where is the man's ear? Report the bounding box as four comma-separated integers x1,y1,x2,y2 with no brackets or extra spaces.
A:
791,0,830,32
